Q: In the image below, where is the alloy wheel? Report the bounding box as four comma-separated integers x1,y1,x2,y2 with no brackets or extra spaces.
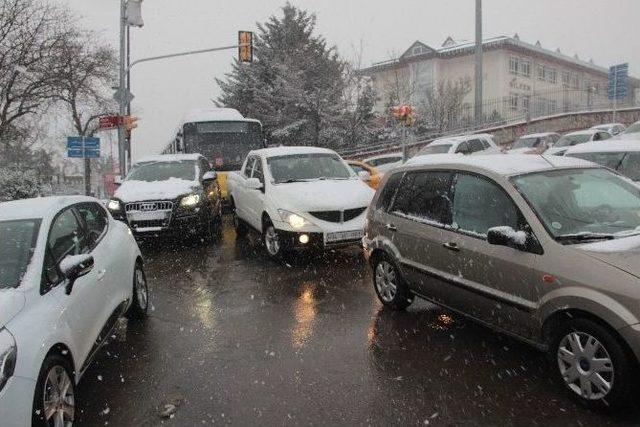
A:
557,331,614,400
264,225,280,256
375,261,397,302
43,365,75,427
135,267,148,310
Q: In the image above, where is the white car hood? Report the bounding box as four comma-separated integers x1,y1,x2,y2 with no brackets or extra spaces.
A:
0,289,25,329
508,147,536,155
115,178,200,202
272,179,374,212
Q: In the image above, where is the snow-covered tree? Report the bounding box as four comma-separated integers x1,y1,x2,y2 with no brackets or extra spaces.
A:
0,167,44,201
216,4,346,147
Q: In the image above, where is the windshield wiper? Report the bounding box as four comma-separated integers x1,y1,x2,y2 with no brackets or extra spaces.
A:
279,178,314,183
556,233,616,243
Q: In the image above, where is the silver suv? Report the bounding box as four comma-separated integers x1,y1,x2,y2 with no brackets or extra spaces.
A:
364,154,640,408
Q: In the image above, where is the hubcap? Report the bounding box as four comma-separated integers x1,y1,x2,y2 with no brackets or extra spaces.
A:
264,226,280,256
135,268,148,310
43,365,74,427
557,331,614,400
375,261,397,303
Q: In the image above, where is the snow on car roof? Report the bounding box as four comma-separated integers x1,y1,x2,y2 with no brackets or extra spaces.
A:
404,154,595,176
135,153,202,164
565,139,640,154
590,123,624,129
565,129,599,136
180,108,260,124
0,196,95,221
250,146,338,158
431,133,493,145
517,132,558,138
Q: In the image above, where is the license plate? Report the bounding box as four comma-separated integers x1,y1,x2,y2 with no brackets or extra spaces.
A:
127,211,169,221
325,230,363,243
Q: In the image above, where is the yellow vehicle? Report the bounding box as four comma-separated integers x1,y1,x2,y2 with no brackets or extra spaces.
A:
163,108,264,204
346,160,382,189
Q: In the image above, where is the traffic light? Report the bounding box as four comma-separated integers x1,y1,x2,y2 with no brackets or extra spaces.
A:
123,116,139,131
238,31,253,63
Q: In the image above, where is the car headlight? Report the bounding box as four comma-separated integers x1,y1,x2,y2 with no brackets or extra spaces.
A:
278,209,308,229
0,329,17,392
107,199,121,211
180,194,201,207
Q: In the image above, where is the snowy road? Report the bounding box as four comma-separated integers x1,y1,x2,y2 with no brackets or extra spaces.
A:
76,219,639,425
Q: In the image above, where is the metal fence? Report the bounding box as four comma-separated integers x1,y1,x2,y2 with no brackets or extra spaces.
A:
339,88,637,158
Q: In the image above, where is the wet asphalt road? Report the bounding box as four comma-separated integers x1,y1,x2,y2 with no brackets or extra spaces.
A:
76,219,640,426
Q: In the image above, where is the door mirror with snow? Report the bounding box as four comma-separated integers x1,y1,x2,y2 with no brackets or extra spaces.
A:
357,171,371,182
487,226,529,251
246,177,264,191
59,254,94,295
114,176,123,187
202,171,217,182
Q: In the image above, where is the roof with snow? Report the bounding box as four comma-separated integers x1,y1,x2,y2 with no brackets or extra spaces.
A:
565,129,601,136
180,108,261,125
135,153,203,164
403,154,596,176
517,132,560,139
565,140,640,154
364,35,637,80
250,146,339,158
0,196,96,221
362,152,403,162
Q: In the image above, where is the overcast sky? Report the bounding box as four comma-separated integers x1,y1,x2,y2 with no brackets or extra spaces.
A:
57,0,640,159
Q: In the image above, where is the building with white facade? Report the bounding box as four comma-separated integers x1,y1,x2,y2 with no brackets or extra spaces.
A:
363,35,639,125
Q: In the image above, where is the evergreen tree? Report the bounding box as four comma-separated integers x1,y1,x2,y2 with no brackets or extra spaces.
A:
216,4,346,147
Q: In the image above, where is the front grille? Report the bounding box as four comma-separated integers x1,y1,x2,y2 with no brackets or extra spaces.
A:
309,207,367,223
344,207,367,221
309,211,341,223
125,201,173,212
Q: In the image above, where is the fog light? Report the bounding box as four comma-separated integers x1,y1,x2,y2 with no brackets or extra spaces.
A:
299,234,309,244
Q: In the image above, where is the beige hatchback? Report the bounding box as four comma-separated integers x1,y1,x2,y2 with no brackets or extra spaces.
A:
364,154,640,408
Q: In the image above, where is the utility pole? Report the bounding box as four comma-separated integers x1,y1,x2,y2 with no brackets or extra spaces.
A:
474,0,483,127
117,0,127,178
126,25,132,170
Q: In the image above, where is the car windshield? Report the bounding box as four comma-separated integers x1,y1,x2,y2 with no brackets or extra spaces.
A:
568,152,626,170
267,153,353,184
512,168,640,242
366,156,402,167
126,160,197,182
418,144,452,155
512,137,540,149
624,122,640,134
555,134,592,148
0,219,41,289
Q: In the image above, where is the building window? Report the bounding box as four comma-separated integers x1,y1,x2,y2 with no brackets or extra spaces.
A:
520,60,531,77
509,57,519,75
549,99,557,113
570,74,579,89
412,46,424,56
509,93,519,110
546,67,557,84
537,65,545,81
522,95,530,111
562,71,570,87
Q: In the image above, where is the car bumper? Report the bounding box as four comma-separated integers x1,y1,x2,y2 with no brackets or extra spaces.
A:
0,376,36,427
617,323,640,363
127,214,202,237
273,217,366,250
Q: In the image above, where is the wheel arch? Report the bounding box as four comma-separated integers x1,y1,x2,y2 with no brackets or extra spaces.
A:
46,343,77,381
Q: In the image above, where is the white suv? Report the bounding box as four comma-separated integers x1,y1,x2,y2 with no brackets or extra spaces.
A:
0,196,148,426
413,133,500,158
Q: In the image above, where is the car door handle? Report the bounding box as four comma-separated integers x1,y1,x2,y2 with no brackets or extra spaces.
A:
442,242,460,252
385,224,397,232
97,269,107,281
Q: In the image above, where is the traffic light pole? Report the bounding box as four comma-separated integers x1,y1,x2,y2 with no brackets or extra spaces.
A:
126,25,132,171
127,43,249,72
117,0,127,178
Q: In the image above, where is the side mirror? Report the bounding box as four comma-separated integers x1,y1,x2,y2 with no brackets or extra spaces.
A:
114,176,122,187
202,171,217,182
246,177,264,191
59,254,94,295
357,171,371,182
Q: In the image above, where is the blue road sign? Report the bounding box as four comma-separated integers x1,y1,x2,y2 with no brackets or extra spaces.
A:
608,63,629,100
67,137,100,159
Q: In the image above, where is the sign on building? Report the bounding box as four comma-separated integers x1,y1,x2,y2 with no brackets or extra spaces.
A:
608,63,629,100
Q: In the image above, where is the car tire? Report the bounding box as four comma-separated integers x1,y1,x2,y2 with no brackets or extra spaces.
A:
126,262,149,320
32,354,76,427
372,254,413,310
263,219,282,258
232,202,248,238
551,318,635,409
